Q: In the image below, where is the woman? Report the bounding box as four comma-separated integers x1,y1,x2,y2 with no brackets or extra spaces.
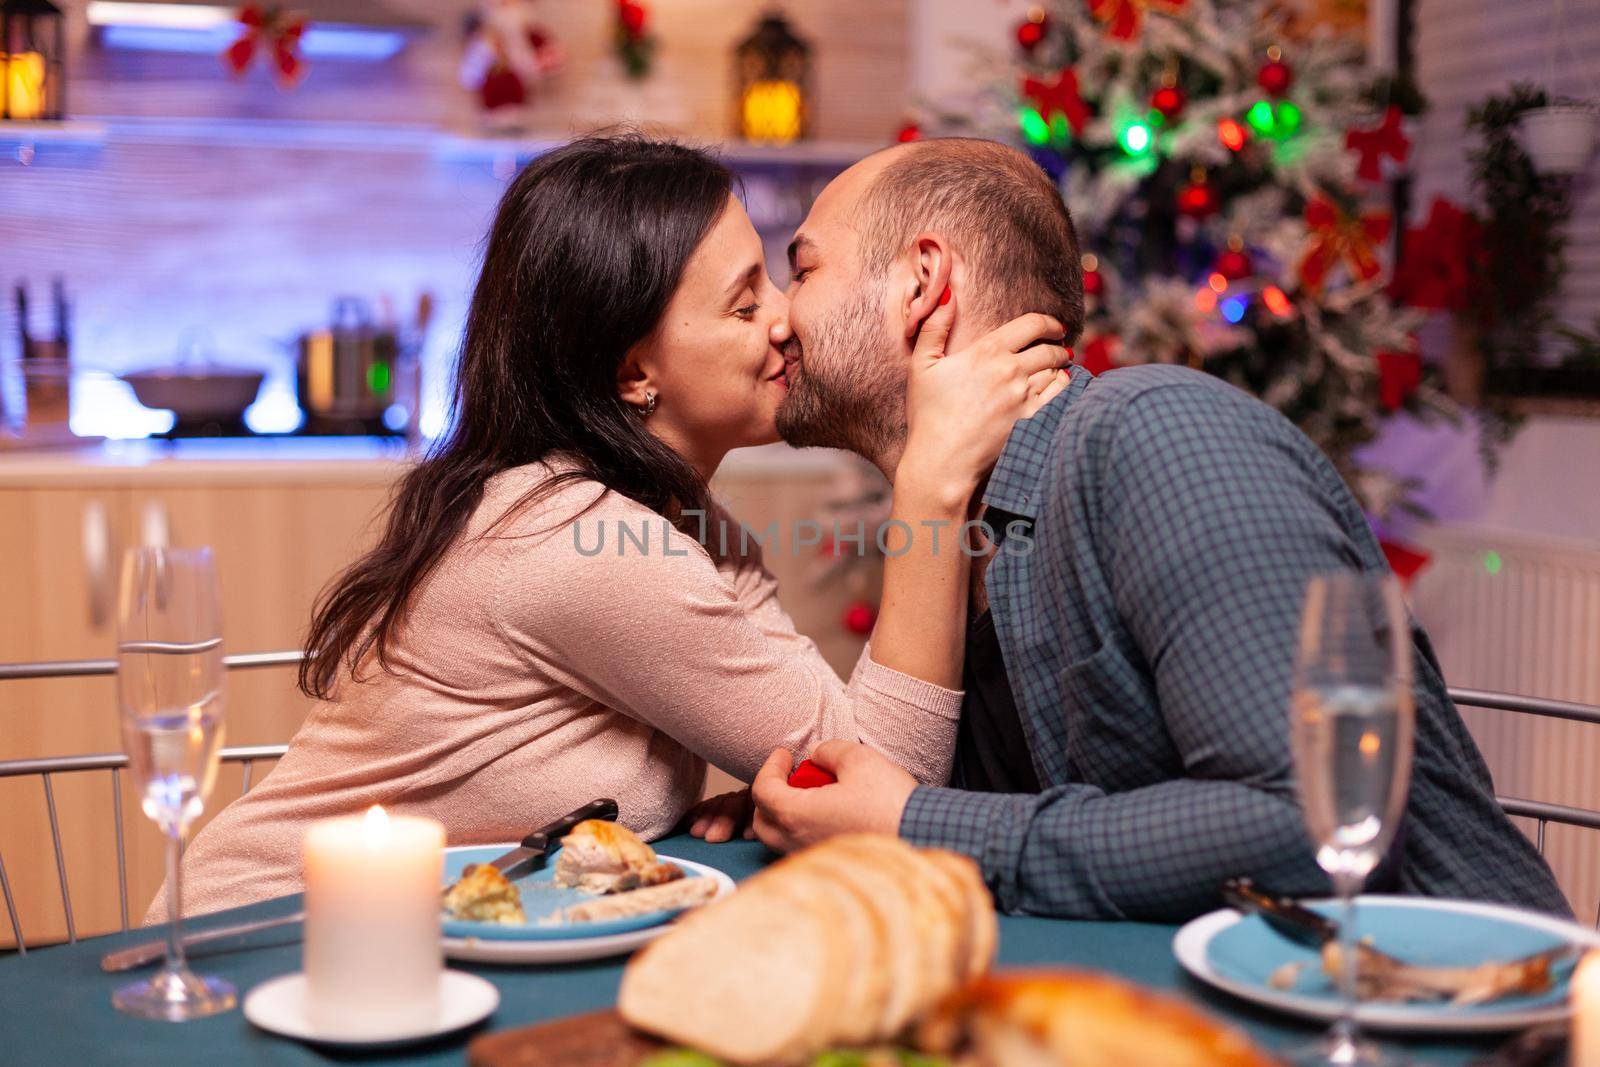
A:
158,135,1067,917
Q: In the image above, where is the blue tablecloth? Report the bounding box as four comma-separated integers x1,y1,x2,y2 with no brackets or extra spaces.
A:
0,835,1505,1065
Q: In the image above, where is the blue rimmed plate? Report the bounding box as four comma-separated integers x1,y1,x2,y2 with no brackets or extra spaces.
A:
440,844,735,965
1174,895,1600,1033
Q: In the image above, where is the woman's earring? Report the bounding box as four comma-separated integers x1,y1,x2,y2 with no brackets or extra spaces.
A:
643,391,657,418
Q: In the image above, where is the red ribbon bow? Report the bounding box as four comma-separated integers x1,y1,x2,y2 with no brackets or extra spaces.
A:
1346,106,1411,182
1298,197,1391,293
224,5,308,88
1021,68,1091,137
1085,0,1188,41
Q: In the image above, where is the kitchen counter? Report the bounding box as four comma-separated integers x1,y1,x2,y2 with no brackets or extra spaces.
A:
0,438,856,488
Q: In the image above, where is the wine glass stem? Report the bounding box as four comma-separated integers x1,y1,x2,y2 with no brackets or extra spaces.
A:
1332,876,1361,1055
163,828,186,974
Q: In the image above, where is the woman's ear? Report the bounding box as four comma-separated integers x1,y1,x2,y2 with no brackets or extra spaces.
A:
616,345,654,409
901,233,956,342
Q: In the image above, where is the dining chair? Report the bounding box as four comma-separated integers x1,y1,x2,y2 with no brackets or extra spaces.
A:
0,651,300,955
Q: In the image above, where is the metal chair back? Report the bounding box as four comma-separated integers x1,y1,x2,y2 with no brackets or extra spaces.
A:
0,651,299,954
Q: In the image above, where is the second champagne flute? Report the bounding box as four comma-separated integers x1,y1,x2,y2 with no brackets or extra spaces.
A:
1289,571,1415,1067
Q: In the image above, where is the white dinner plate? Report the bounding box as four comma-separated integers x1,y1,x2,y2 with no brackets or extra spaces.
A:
1174,895,1600,1034
440,844,736,965
243,969,499,1048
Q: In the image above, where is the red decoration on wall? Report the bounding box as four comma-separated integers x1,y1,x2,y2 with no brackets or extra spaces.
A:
1086,0,1188,42
842,601,878,636
1150,85,1186,122
614,0,655,78
1389,197,1485,312
1376,349,1422,411
1298,197,1390,293
1346,105,1411,182
896,121,923,144
1380,539,1432,587
1082,266,1105,297
223,6,308,88
1021,69,1091,138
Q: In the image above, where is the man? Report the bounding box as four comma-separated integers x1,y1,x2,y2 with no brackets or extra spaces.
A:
753,137,1568,922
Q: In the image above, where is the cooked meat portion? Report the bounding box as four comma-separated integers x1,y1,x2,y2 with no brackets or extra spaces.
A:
442,863,526,925
554,819,685,894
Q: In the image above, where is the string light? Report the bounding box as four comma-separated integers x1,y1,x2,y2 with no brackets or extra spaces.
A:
1118,120,1153,156
1019,107,1050,145
1261,285,1294,317
1221,296,1248,323
1217,118,1248,152
1194,287,1219,313
1207,272,1228,293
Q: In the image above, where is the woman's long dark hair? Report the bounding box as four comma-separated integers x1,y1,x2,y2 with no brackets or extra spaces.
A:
300,134,734,700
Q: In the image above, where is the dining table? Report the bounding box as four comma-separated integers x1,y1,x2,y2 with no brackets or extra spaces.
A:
0,833,1519,1066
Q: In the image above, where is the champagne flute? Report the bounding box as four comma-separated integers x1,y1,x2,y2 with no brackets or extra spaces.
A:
112,547,237,1021
1289,571,1415,1067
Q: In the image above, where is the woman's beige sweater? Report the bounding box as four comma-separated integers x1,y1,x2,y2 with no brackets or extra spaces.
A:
153,463,961,919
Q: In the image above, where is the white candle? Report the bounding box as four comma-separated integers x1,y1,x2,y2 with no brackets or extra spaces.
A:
303,806,445,1038
1573,951,1600,1067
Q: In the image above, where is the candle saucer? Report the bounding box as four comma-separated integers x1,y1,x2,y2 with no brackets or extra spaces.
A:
243,970,499,1048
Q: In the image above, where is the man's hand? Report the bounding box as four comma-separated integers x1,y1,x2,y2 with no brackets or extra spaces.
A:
751,740,919,853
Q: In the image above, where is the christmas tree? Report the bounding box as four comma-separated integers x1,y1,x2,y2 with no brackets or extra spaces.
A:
921,0,1447,515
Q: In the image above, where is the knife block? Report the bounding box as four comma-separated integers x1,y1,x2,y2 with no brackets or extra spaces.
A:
21,343,73,431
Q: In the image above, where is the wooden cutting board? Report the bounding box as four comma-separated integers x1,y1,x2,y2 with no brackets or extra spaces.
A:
467,1009,668,1067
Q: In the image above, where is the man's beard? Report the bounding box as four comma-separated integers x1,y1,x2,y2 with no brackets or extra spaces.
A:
775,286,905,464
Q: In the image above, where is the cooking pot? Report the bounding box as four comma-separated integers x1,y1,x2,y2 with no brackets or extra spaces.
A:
296,297,400,426
120,335,265,424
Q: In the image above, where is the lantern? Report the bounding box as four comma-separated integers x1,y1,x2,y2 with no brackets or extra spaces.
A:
1,0,65,123
734,9,810,145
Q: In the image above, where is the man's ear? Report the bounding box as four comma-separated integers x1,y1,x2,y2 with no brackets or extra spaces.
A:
901,233,956,342
617,344,654,408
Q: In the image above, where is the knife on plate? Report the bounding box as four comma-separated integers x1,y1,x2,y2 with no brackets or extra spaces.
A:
479,798,619,881
101,799,621,973
1222,878,1341,951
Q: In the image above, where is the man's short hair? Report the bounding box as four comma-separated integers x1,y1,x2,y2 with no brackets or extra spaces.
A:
853,138,1084,343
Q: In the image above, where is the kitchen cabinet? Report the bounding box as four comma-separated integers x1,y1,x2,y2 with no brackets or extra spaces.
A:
0,444,872,948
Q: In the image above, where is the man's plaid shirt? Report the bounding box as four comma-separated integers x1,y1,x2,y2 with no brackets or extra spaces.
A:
899,365,1569,921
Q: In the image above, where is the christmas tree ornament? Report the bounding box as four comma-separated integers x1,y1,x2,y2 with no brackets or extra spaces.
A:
614,0,656,79
1255,45,1292,97
1376,349,1422,410
1021,68,1091,140
460,0,563,123
223,5,308,89
1215,236,1254,280
1081,253,1105,297
1298,196,1390,293
842,601,878,636
1176,167,1219,217
1216,117,1248,152
1015,6,1050,52
1150,85,1186,123
1346,105,1411,182
895,120,922,144
1087,0,1188,42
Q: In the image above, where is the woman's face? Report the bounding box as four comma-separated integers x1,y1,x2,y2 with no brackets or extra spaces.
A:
624,196,792,470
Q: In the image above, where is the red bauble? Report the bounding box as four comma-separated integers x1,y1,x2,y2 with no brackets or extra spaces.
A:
619,0,647,36
842,601,878,635
1082,268,1105,297
1257,59,1293,97
1177,180,1220,218
1215,248,1254,281
1076,334,1118,375
896,122,922,144
1016,13,1050,51
1150,86,1186,122
787,759,838,789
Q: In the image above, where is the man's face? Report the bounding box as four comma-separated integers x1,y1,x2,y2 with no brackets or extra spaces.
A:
774,158,907,462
